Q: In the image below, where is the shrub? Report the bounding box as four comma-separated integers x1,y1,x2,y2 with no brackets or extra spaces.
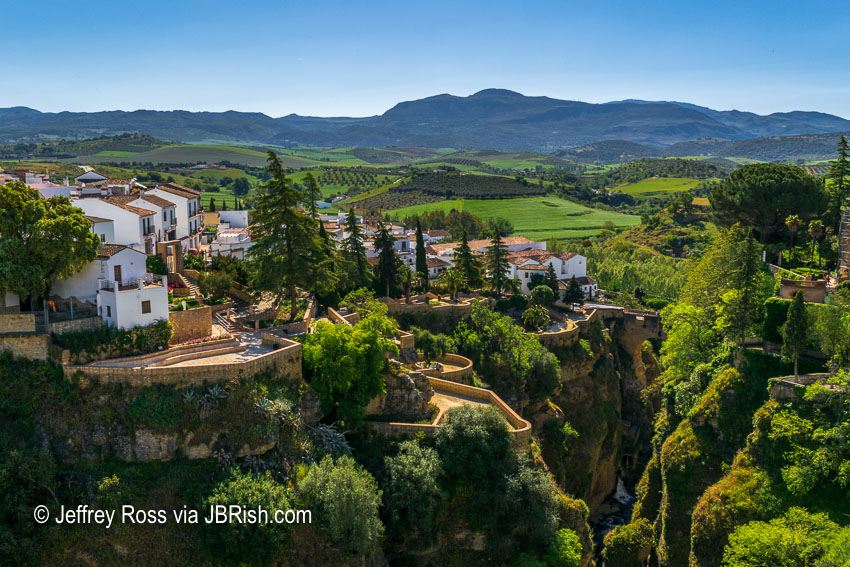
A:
601,518,653,567
183,252,206,271
531,285,555,307
201,469,294,566
146,254,168,276
198,270,232,301
435,405,511,483
297,455,383,556
546,528,582,567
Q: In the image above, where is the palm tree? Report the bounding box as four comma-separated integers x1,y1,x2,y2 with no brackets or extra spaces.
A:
412,271,428,295
522,305,550,331
437,268,466,302
785,214,802,261
808,219,824,267
398,264,413,304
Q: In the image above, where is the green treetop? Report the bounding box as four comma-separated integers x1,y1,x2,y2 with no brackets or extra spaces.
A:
303,172,320,220
0,181,100,305
709,163,827,243
827,135,850,229
247,151,324,315
486,231,511,296
453,228,483,290
782,291,808,376
373,221,399,297
344,209,369,288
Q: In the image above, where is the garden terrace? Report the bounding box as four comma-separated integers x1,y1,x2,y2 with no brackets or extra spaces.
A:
368,375,532,447
62,331,302,386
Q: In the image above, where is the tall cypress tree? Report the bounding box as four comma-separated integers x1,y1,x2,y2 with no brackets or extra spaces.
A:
486,231,510,296
454,228,483,290
248,152,323,315
304,172,321,220
415,218,428,291
345,209,369,286
782,291,808,377
374,222,399,297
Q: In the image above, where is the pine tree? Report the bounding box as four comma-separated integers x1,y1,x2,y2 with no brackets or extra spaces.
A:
304,172,320,220
344,209,369,287
782,291,808,377
415,219,428,291
454,228,483,290
564,276,585,304
486,231,510,296
248,152,323,316
374,222,399,297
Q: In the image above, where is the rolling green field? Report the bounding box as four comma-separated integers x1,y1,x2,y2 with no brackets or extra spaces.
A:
616,176,704,199
387,196,640,240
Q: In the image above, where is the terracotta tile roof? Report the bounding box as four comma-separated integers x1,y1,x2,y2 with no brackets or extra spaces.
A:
154,182,200,199
426,258,450,268
101,198,155,217
83,215,112,224
137,194,175,208
518,263,548,271
430,236,536,253
96,244,130,259
425,230,449,237
105,178,135,185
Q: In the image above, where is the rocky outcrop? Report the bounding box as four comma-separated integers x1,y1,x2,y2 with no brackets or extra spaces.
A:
365,365,434,420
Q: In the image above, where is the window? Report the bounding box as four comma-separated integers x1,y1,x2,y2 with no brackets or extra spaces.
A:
100,233,106,242
163,211,167,221
106,305,111,318
141,300,151,314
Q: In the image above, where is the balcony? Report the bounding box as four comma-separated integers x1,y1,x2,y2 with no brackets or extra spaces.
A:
98,274,164,292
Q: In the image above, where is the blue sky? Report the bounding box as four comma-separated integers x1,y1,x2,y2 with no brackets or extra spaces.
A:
3,0,849,118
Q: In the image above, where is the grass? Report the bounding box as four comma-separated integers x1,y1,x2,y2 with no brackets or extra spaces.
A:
69,144,325,168
94,150,140,157
616,177,705,199
388,196,640,240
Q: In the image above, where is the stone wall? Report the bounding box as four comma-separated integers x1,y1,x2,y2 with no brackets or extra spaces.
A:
0,334,50,360
368,375,532,447
383,297,473,319
536,321,580,349
64,337,302,386
48,316,101,335
169,306,213,344
0,313,36,333
778,278,827,303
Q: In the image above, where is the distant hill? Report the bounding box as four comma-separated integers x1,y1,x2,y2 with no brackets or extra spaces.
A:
556,140,661,164
3,89,849,151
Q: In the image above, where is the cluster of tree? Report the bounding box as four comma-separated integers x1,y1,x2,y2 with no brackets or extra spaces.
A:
0,182,100,307
400,209,488,238
0,133,163,160
379,405,584,564
452,301,561,398
390,172,548,199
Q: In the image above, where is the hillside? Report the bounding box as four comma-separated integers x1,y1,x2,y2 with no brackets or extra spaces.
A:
3,90,849,150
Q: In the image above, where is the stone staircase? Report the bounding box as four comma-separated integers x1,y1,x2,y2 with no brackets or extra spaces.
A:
214,311,235,334
183,274,201,297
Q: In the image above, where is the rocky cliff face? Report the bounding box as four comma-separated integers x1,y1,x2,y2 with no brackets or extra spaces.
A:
531,320,661,516
365,364,434,420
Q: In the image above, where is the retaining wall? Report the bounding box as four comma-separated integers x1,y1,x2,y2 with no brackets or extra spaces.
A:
169,306,213,344
63,336,302,386
368,375,531,447
0,313,36,333
48,316,101,335
0,334,50,360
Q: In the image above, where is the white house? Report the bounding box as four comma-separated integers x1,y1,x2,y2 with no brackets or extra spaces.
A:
144,183,203,251
428,236,544,262
426,258,450,280
51,244,169,329
218,210,249,229
504,251,596,297
84,216,116,244
74,198,157,253
106,194,177,242
210,228,253,259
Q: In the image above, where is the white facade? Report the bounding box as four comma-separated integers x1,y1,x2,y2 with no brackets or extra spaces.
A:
210,228,253,259
51,246,169,329
146,185,202,250
218,210,249,229
74,199,156,253
85,217,115,244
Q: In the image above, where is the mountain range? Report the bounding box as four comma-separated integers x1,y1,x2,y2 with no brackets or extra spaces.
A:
2,89,849,151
